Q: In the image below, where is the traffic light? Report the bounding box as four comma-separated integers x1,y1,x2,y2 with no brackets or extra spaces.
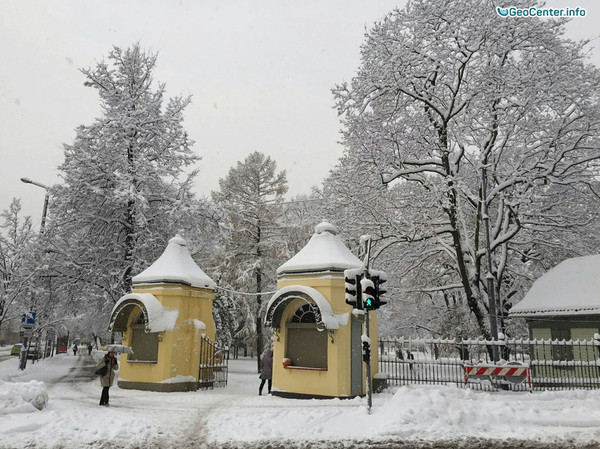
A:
372,273,388,309
360,277,377,310
362,340,371,363
344,268,363,309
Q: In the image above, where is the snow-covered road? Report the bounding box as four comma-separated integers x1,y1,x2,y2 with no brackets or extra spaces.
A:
2,352,600,448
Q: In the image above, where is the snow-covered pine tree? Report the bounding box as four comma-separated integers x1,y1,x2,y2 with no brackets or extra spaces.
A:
212,151,288,371
334,0,600,338
48,44,204,324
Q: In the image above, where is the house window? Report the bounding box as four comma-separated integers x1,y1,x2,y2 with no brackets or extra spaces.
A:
286,303,327,369
291,304,317,323
129,312,159,363
551,327,573,361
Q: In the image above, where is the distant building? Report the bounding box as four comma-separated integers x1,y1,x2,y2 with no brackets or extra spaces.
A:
509,255,600,378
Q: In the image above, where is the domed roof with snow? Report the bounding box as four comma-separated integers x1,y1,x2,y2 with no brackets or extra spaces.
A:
277,221,362,275
132,235,216,289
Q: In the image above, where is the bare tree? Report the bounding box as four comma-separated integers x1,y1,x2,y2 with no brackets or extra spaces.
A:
334,0,600,337
0,199,35,329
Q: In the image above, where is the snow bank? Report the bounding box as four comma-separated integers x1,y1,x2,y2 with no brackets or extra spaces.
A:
0,379,48,413
3,356,600,448
160,375,196,384
204,383,600,445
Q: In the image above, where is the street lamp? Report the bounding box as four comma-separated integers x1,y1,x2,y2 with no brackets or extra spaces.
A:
20,177,50,234
18,177,51,370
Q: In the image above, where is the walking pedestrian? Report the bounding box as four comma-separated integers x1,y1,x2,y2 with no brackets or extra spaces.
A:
259,348,273,395
73,344,78,356
87,343,93,355
407,350,414,370
96,351,118,406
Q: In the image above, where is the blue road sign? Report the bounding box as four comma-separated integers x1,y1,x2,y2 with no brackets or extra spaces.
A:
21,312,36,325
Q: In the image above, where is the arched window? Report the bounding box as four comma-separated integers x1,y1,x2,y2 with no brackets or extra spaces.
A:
286,303,327,369
291,304,316,323
129,311,159,363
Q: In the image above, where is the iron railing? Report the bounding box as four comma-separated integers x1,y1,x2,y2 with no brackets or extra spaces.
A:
198,336,229,389
379,335,600,391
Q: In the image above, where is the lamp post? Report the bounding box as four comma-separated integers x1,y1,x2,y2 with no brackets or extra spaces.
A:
20,177,49,234
19,177,51,370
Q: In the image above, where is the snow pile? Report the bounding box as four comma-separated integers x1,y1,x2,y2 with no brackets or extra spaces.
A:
3,356,600,447
0,379,48,413
160,375,196,384
204,384,600,445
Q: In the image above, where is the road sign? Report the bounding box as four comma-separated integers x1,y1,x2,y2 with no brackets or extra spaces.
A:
21,312,36,325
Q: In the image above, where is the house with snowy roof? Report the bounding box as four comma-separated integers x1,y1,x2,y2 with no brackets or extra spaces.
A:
108,235,217,392
264,221,382,398
509,255,600,379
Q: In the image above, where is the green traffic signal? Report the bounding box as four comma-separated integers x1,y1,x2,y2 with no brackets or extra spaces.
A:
364,297,373,307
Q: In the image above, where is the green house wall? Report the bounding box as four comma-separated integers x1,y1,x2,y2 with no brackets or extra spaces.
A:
528,316,600,380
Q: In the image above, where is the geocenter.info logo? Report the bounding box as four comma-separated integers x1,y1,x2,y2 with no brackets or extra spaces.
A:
496,6,586,17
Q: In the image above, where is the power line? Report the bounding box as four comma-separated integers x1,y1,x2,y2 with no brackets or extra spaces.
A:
215,286,277,297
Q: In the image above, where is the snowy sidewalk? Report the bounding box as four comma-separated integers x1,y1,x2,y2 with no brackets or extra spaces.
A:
1,354,600,448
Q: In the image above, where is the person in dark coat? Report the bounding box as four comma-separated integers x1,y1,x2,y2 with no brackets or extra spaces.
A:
407,350,414,370
96,351,118,406
73,344,78,356
87,343,93,355
259,349,273,395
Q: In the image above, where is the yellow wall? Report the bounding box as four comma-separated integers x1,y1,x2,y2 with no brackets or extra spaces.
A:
272,273,379,397
118,284,215,389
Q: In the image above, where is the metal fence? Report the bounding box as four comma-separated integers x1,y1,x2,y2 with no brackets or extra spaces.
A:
198,336,229,389
379,336,600,391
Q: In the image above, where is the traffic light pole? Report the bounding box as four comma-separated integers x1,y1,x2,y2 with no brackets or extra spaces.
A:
364,313,373,414
362,235,373,414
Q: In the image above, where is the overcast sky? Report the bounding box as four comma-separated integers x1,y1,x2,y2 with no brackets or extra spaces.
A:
1,1,599,230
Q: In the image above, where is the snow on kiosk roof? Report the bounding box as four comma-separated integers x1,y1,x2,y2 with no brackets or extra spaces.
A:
510,255,600,317
132,235,216,289
277,221,362,275
109,293,179,333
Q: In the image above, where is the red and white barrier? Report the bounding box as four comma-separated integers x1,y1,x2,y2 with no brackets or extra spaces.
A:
464,364,532,392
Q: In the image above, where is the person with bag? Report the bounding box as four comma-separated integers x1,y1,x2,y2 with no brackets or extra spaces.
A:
259,348,273,395
95,351,118,406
